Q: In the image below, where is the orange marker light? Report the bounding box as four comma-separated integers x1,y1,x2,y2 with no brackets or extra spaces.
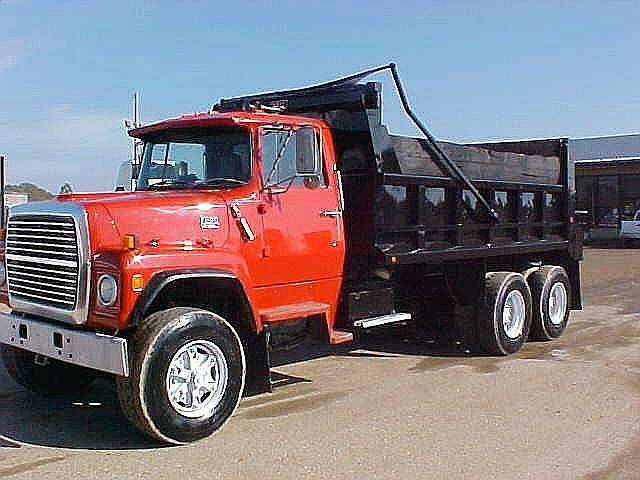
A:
131,274,144,292
122,234,137,250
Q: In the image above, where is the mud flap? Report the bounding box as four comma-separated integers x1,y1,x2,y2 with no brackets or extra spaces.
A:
243,328,272,396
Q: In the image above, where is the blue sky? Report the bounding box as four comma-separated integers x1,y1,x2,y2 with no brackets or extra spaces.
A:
0,0,638,193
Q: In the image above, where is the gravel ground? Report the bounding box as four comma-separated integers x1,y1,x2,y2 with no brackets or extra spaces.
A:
1,248,639,479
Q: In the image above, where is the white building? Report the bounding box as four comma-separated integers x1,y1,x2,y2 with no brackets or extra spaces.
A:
3,192,29,226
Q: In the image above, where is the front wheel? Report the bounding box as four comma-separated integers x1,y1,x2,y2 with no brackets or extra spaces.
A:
1,345,95,395
116,307,246,444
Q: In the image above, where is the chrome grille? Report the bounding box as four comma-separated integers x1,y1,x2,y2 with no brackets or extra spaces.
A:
6,215,80,311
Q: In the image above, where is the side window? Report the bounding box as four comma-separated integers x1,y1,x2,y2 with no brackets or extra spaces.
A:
261,128,322,187
151,143,168,163
145,144,168,186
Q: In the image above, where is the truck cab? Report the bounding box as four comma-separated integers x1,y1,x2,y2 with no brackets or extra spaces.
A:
125,111,347,335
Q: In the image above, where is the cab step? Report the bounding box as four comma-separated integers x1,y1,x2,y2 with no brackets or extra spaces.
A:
329,329,354,344
260,302,330,323
353,312,412,329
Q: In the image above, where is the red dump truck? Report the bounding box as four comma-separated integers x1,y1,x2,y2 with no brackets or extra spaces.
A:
0,64,582,444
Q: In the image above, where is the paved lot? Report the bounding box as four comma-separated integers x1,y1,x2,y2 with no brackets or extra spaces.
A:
1,248,639,479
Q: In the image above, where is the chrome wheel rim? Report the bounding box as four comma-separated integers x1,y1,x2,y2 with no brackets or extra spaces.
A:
165,339,228,419
548,282,568,326
502,290,526,339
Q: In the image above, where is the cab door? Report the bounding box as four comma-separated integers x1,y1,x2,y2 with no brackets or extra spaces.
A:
252,125,345,287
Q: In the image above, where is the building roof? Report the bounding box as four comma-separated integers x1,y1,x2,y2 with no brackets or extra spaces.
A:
570,134,640,162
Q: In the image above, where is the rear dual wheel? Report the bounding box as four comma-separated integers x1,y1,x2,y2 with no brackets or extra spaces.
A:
527,266,571,340
475,266,571,355
476,272,533,355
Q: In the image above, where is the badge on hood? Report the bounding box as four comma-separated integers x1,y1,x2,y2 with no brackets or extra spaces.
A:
200,215,220,230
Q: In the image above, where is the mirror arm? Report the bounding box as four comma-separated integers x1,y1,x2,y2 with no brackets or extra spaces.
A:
264,175,297,195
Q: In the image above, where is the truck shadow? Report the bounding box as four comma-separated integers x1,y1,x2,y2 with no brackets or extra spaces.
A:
0,317,523,451
0,371,165,451
272,323,473,368
271,313,575,379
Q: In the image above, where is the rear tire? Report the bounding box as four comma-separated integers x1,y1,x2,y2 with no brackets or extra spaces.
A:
0,345,95,395
116,307,246,444
528,266,571,340
476,272,532,355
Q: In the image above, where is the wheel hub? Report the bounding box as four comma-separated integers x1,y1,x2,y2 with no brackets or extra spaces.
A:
548,282,568,326
165,340,228,419
502,290,526,339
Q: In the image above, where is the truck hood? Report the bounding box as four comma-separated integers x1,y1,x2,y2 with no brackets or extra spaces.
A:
55,191,232,252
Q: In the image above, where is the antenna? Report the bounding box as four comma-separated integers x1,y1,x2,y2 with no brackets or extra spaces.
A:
130,92,142,191
132,91,141,162
133,91,140,127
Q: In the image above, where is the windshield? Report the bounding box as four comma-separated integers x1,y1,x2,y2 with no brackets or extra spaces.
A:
136,127,251,190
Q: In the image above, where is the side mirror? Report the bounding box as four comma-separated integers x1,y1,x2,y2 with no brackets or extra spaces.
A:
295,127,318,176
115,161,135,191
131,163,141,180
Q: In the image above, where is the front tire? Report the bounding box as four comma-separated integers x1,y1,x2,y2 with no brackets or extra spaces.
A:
476,272,533,355
116,307,246,444
528,266,571,340
0,345,95,395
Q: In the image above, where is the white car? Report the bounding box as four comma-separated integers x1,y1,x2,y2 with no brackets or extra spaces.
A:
621,210,640,245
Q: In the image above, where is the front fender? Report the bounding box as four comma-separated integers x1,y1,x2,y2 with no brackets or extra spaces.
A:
85,248,259,331
127,268,254,328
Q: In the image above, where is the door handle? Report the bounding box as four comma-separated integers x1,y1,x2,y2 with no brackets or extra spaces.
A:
321,210,342,217
321,209,343,245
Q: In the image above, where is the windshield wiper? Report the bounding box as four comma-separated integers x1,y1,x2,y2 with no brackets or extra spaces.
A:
194,178,247,187
146,179,194,190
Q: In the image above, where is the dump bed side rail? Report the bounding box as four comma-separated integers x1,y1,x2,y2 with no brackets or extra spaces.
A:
374,137,578,265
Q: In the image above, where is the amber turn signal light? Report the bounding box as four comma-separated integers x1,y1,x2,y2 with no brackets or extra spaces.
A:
122,234,137,250
131,274,144,292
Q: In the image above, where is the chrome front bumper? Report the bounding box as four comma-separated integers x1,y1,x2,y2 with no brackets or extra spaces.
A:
0,312,129,377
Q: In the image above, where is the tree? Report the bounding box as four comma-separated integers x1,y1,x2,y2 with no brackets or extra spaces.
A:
5,183,54,201
59,182,73,194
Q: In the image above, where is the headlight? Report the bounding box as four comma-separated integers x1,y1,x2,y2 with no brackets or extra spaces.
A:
97,274,118,306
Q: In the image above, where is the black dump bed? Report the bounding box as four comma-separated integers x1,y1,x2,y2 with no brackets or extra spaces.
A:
375,135,572,263
215,68,580,269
